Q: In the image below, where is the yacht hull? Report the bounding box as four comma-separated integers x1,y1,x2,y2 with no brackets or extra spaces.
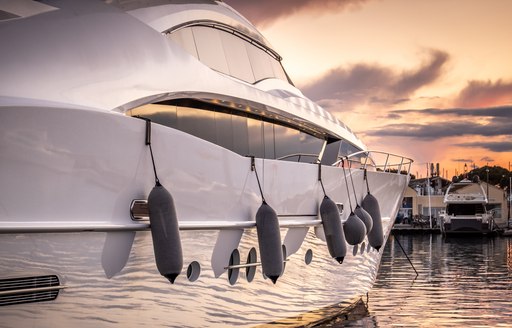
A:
442,219,494,235
0,106,409,327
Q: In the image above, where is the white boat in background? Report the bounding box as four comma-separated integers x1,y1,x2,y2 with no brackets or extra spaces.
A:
0,1,412,326
440,177,495,235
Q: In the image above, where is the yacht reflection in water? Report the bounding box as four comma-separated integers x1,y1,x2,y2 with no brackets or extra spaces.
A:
334,234,512,327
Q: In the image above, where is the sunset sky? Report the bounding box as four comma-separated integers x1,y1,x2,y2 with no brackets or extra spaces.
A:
224,0,512,178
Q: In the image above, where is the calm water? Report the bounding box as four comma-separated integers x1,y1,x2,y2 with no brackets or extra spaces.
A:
323,234,512,327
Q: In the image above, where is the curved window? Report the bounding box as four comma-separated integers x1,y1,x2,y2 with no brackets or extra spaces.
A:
321,140,341,165
320,139,365,166
340,141,361,157
191,26,230,74
128,99,323,162
167,25,290,84
220,29,255,82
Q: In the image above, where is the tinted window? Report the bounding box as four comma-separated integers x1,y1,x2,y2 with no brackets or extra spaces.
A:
192,26,229,73
300,132,324,157
340,141,362,157
274,124,300,160
215,110,234,151
322,140,341,165
232,114,249,155
167,28,198,59
245,43,274,82
248,119,264,158
270,57,288,82
263,121,275,159
219,31,255,83
177,106,216,142
128,101,325,162
166,25,290,85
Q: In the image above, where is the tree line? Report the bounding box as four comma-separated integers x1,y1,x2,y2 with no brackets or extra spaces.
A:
457,165,511,189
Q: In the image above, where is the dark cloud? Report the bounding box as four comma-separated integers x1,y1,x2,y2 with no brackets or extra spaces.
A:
300,49,449,111
456,79,512,107
452,159,473,163
391,105,512,118
393,50,449,96
480,156,495,162
369,88,512,152
456,141,512,153
365,120,512,140
223,0,370,26
386,113,402,120
301,63,392,109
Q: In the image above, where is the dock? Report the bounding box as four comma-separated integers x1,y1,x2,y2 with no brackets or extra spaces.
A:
502,229,512,237
392,223,441,234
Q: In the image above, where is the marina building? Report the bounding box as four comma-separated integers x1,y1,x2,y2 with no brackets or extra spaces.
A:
398,177,509,228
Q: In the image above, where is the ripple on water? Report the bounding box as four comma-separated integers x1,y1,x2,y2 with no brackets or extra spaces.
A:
320,234,512,327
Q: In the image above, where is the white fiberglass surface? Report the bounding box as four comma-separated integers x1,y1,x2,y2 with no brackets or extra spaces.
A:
0,105,409,326
0,224,393,327
0,106,407,227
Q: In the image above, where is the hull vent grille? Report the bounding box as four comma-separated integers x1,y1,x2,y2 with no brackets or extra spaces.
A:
0,275,61,306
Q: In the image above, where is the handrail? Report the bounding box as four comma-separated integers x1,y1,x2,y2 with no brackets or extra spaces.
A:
276,153,320,163
332,150,414,176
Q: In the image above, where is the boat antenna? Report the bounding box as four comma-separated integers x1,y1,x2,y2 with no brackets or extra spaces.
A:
341,159,354,213
250,156,265,203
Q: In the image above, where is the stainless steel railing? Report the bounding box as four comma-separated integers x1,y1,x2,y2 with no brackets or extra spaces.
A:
333,150,413,176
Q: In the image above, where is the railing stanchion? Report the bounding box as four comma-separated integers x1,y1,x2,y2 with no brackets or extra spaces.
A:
398,157,404,174
383,153,390,172
363,152,369,170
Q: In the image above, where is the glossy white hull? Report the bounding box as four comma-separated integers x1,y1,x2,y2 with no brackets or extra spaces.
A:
0,230,393,327
0,106,408,327
0,1,412,325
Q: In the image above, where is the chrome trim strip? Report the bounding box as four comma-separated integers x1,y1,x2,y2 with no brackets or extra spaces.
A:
0,222,151,234
224,258,289,270
0,218,321,233
224,262,261,270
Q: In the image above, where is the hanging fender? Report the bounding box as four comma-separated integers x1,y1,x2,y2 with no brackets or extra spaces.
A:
362,192,384,251
256,201,283,284
354,204,373,234
320,196,347,264
343,212,366,245
148,183,183,284
140,118,183,283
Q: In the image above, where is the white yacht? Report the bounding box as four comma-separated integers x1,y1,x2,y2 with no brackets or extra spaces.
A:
440,177,495,235
0,1,412,326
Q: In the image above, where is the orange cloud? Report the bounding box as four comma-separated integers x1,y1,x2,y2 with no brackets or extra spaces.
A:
299,49,449,111
456,79,512,108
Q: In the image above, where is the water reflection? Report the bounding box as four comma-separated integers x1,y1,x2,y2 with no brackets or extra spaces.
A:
321,234,512,327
